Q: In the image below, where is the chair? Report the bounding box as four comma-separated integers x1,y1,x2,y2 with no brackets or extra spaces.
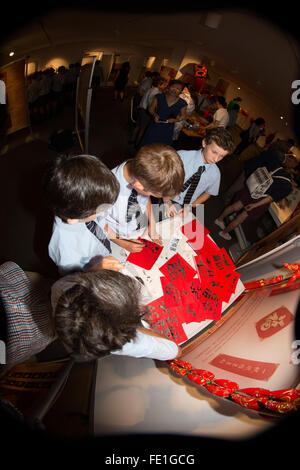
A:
0,261,74,429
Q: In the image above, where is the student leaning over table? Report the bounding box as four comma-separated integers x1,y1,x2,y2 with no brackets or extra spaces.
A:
104,143,185,253
163,128,235,217
51,269,181,361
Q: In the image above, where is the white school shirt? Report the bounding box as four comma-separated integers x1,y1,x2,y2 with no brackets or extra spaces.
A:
172,149,221,205
213,108,229,128
48,215,111,275
139,86,159,110
51,273,179,361
105,161,149,237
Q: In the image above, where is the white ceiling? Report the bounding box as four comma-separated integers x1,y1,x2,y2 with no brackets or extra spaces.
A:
1,7,299,127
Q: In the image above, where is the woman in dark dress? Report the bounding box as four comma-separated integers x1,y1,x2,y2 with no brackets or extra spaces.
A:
114,61,130,101
139,79,187,147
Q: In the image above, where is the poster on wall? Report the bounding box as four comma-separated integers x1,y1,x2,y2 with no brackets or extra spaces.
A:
0,58,30,135
159,65,177,82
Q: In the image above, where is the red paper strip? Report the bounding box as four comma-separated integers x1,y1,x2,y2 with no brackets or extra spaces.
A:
126,238,163,270
255,306,294,339
194,234,221,255
210,354,279,380
181,219,209,252
159,253,197,281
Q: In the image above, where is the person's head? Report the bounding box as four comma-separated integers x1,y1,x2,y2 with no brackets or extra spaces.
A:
232,103,240,111
145,71,152,78
254,117,265,127
43,154,120,223
154,77,168,91
128,144,185,199
166,79,185,97
212,95,227,109
54,270,144,361
202,128,235,164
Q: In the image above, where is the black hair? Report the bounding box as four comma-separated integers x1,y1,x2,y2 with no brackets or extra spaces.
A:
43,154,120,220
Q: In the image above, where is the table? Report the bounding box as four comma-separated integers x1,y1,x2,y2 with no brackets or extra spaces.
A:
111,212,244,345
268,187,300,227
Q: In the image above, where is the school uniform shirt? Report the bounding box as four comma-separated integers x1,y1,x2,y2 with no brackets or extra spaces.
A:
213,108,229,127
172,149,221,205
51,273,179,361
139,86,159,110
48,215,111,275
105,161,149,237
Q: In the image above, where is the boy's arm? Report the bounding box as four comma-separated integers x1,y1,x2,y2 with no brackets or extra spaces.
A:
191,191,211,206
104,224,144,253
138,325,182,358
146,198,163,244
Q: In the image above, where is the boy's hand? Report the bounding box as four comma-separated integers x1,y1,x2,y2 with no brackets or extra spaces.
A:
87,256,125,272
100,256,125,271
178,205,191,218
165,202,178,218
117,238,145,253
147,229,163,245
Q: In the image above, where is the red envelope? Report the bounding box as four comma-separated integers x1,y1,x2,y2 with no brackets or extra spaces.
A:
181,219,209,252
194,234,221,255
159,253,197,281
126,238,163,270
211,248,236,278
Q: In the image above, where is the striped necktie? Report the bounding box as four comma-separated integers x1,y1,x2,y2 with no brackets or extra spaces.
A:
126,189,142,228
85,220,111,253
181,166,205,205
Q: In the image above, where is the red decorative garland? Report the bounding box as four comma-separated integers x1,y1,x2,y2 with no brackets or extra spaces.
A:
244,262,300,291
167,359,300,416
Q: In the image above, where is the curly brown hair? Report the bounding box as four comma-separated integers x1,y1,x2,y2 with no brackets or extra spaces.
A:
204,127,236,154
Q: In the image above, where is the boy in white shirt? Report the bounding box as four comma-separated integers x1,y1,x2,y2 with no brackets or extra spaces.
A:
165,128,235,215
44,154,123,275
204,96,229,129
104,143,185,253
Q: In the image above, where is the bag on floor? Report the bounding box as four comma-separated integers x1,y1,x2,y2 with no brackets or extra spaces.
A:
246,166,290,199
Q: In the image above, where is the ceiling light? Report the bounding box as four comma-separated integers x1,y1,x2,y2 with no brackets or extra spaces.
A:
9,51,14,57
280,116,284,120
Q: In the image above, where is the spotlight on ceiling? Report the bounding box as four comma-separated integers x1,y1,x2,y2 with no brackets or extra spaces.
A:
9,51,15,57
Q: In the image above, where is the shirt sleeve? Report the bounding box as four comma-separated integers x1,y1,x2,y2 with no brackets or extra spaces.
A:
110,330,179,361
206,166,221,196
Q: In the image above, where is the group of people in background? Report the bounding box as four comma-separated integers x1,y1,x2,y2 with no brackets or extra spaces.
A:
26,63,81,123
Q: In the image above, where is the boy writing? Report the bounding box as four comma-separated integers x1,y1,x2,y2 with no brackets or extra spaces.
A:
44,154,123,275
104,143,185,252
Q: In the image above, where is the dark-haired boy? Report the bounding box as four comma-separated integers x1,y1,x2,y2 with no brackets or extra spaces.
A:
44,154,123,275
